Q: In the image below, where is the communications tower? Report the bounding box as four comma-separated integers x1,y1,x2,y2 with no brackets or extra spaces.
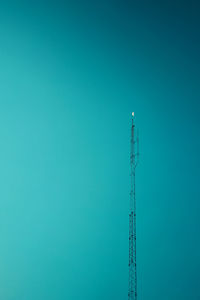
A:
128,112,139,300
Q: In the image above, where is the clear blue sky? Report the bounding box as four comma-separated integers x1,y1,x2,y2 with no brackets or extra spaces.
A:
0,1,199,299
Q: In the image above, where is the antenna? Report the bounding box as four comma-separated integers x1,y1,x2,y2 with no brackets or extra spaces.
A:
128,112,139,300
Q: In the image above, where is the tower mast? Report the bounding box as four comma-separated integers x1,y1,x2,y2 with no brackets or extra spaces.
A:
128,112,139,300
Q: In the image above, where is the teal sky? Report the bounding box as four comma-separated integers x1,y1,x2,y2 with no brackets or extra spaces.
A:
0,1,199,299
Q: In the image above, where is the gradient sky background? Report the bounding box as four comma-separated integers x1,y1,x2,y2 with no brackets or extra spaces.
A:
0,1,199,299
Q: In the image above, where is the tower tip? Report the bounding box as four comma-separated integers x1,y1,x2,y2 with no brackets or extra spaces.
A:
132,112,135,125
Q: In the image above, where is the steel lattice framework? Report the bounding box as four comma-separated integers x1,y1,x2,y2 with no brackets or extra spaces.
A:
128,113,139,300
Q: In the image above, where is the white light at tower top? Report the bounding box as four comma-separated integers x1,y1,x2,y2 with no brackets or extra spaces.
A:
132,112,134,117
